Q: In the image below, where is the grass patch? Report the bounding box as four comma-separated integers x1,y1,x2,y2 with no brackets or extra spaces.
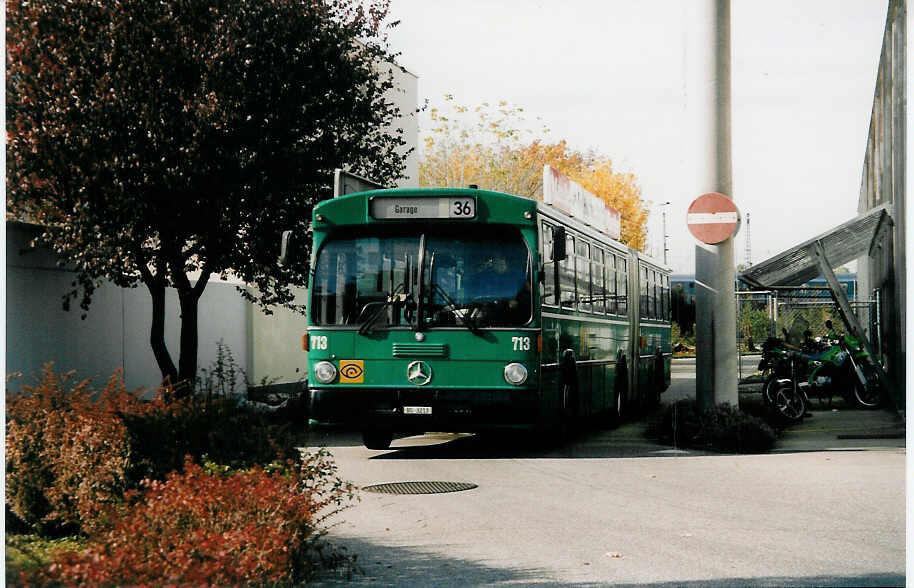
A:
739,373,765,384
6,534,86,586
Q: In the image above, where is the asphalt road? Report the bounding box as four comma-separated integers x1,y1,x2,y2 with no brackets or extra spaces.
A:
308,359,905,586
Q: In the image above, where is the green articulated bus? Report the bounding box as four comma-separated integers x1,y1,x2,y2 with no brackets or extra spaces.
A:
303,186,671,449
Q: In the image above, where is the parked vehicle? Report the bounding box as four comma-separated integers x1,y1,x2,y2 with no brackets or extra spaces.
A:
770,352,809,422
763,325,882,421
283,176,672,449
758,336,793,406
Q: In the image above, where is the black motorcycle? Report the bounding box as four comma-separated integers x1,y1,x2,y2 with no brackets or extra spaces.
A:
758,336,793,407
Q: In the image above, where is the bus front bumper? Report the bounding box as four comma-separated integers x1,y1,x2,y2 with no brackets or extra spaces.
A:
309,387,540,431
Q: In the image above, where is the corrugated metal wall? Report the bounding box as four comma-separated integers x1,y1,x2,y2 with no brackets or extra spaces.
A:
857,0,906,411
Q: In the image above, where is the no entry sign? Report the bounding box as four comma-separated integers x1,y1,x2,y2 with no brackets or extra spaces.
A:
687,192,741,244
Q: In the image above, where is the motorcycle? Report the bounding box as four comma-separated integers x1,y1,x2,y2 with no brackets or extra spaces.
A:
769,351,809,422
758,336,793,406
763,328,882,422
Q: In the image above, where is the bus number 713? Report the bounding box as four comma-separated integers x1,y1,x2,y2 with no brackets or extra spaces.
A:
512,336,531,351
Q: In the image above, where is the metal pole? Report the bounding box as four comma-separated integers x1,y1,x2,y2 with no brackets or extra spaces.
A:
693,0,738,410
737,292,743,379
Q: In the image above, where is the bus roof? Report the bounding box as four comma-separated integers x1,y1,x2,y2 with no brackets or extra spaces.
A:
313,186,670,272
313,186,536,229
329,186,512,199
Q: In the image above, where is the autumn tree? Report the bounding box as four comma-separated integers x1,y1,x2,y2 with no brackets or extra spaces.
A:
7,0,409,392
419,95,648,249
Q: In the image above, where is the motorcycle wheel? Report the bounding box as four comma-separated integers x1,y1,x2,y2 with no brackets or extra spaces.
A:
853,362,882,409
772,380,806,422
762,374,778,406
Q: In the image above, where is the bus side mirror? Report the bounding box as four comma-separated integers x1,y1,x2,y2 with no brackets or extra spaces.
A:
552,226,567,261
279,230,310,286
279,230,295,267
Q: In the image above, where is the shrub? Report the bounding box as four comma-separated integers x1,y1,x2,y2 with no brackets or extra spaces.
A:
700,402,777,453
647,398,702,447
34,453,355,586
649,399,777,453
6,361,307,536
6,534,86,586
6,366,132,536
119,391,303,483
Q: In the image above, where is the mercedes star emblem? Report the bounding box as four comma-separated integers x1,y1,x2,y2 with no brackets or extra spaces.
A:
406,360,433,386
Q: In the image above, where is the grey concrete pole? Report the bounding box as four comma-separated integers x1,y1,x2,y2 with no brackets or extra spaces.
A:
693,0,739,409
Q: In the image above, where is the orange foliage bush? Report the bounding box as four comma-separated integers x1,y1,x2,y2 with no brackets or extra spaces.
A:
39,455,353,586
6,363,303,536
6,366,134,535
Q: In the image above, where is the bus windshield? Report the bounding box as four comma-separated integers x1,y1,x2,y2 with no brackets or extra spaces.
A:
311,227,531,329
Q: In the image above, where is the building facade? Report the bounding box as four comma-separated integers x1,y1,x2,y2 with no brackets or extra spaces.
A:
855,0,905,411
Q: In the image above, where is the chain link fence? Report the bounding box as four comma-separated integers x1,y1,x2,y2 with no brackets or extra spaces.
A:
736,289,878,380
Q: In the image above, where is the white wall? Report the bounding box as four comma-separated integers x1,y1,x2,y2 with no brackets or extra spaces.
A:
248,285,309,386
390,63,420,187
6,222,249,393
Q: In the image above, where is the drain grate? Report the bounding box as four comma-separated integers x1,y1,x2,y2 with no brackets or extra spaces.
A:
362,481,478,495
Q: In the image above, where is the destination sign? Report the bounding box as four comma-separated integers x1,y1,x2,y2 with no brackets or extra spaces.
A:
543,165,621,239
370,197,476,220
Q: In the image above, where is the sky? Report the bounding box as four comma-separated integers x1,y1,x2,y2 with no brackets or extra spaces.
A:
386,0,889,274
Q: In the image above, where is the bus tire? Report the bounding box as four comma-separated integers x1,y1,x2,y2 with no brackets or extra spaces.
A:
560,350,579,418
610,359,628,428
649,352,664,409
362,429,393,450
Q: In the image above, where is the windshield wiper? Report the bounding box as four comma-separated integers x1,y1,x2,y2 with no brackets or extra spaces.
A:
358,282,407,335
427,250,482,335
433,283,484,335
414,234,427,332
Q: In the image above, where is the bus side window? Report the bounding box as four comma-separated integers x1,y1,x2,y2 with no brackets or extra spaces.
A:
660,273,667,320
592,248,605,315
576,240,591,313
652,270,659,319
542,223,557,306
640,266,649,319
617,257,628,315
646,270,654,319
560,235,576,310
659,272,666,320
605,253,616,315
654,270,661,320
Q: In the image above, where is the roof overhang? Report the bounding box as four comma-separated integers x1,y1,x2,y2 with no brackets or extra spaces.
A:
738,203,893,289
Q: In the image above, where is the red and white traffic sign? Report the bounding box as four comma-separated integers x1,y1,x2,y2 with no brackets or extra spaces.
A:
687,192,741,244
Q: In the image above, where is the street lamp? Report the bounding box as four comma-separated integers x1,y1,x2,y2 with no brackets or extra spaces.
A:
651,201,671,265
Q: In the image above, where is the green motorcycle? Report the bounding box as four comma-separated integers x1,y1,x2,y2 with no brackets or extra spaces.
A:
770,330,881,422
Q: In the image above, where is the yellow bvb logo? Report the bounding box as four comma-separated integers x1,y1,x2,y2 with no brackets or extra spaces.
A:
339,360,364,384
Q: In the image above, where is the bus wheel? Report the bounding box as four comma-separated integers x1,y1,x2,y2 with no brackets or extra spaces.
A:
561,380,575,434
548,379,575,444
362,429,393,450
610,361,627,428
649,353,664,409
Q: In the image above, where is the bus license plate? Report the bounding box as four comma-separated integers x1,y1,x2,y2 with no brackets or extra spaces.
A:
403,406,432,415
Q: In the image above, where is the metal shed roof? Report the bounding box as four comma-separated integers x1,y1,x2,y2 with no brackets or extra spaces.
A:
738,203,892,288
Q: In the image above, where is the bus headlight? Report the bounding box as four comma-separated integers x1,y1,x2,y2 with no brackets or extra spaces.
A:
314,361,338,384
503,363,528,386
